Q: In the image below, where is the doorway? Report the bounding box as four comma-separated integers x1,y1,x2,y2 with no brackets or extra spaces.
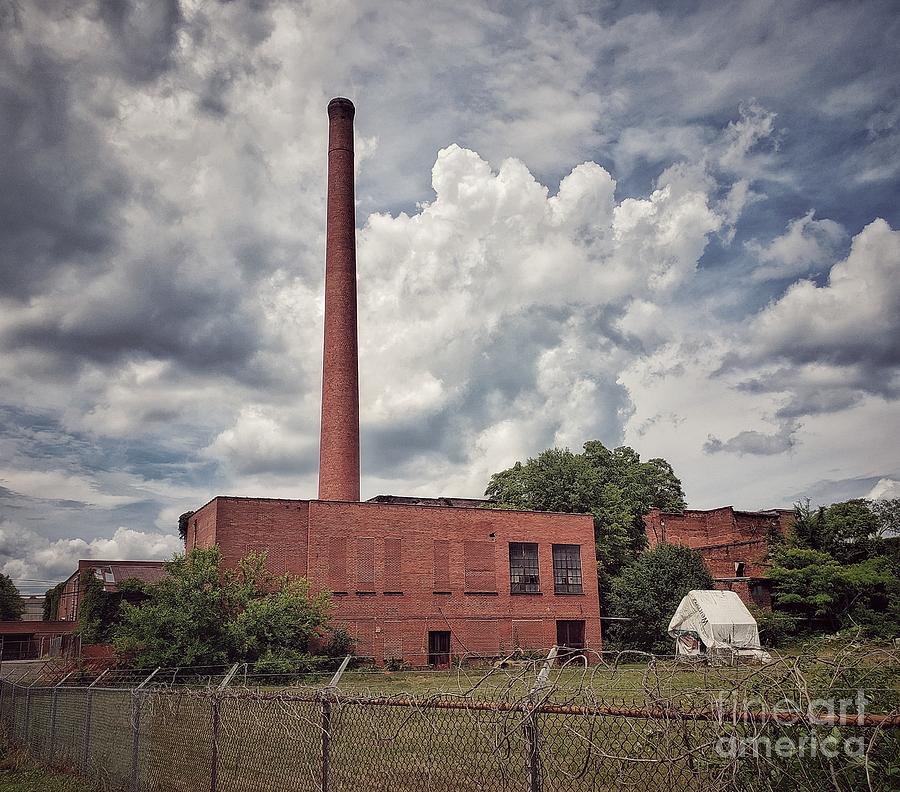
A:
556,620,585,656
427,631,451,667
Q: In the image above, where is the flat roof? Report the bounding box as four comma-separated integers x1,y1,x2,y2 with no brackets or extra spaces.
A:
193,494,592,519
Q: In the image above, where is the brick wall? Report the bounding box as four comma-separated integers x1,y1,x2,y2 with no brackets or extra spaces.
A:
306,500,602,664
189,497,309,578
195,496,602,665
645,506,790,608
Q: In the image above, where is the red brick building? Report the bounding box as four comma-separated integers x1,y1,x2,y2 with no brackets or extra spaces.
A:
644,507,793,608
54,560,167,623
186,497,600,664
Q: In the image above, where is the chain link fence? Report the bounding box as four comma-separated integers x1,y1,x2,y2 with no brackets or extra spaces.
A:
1,650,898,792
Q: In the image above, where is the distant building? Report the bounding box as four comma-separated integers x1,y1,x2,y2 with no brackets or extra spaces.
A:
644,506,793,608
54,560,167,622
19,594,45,621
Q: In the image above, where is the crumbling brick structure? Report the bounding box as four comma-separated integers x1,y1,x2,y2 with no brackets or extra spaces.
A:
644,507,793,608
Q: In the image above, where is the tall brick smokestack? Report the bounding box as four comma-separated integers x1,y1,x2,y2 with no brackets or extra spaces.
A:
318,97,360,501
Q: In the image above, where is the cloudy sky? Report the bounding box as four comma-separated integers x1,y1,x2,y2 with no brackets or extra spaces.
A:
2,0,899,592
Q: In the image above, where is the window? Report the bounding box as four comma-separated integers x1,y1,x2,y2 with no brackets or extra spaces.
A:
508,542,540,593
556,619,585,651
552,544,583,594
734,561,746,577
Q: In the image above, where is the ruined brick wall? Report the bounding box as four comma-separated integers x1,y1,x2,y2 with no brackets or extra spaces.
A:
644,506,789,608
56,569,80,621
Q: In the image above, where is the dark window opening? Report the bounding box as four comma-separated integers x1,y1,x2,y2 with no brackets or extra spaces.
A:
750,583,767,606
734,561,746,577
552,544,583,594
509,542,540,593
428,631,451,667
556,620,585,654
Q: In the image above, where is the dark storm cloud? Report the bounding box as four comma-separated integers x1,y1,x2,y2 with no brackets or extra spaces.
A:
704,422,797,456
0,41,128,298
6,250,268,377
96,0,183,83
0,0,290,386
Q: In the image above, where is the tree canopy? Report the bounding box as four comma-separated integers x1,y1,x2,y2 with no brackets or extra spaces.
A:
112,547,336,669
768,499,900,637
605,544,713,652
0,573,24,621
484,440,685,590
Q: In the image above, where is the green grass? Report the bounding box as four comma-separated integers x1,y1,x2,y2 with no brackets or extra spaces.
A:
0,743,96,792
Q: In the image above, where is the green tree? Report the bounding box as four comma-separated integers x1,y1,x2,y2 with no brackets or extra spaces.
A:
0,573,24,621
112,547,334,668
767,547,846,628
485,440,686,593
788,499,883,564
178,510,195,542
870,497,900,537
605,544,713,652
768,501,900,637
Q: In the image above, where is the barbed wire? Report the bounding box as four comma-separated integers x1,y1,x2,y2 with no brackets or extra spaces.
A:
1,644,898,791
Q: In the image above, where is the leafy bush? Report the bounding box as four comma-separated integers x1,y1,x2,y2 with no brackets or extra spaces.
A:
748,605,796,647
605,543,713,652
113,547,334,668
322,625,355,658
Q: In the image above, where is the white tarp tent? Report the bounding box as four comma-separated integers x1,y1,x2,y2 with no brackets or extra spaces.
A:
667,589,771,663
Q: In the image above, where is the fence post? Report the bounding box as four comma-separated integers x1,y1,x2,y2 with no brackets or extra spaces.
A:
321,699,332,792
82,667,108,778
210,696,220,792
131,692,142,792
523,646,558,792
209,663,238,792
321,655,351,792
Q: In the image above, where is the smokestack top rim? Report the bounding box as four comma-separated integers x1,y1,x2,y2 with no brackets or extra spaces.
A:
328,97,355,117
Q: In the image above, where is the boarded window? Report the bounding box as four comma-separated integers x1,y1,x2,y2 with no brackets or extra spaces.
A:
464,540,496,591
552,544,583,594
384,538,402,589
357,537,375,587
433,539,450,590
329,537,347,590
508,542,540,593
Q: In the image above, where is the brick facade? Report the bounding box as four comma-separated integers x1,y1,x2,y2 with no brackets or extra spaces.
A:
187,496,602,665
644,506,792,608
